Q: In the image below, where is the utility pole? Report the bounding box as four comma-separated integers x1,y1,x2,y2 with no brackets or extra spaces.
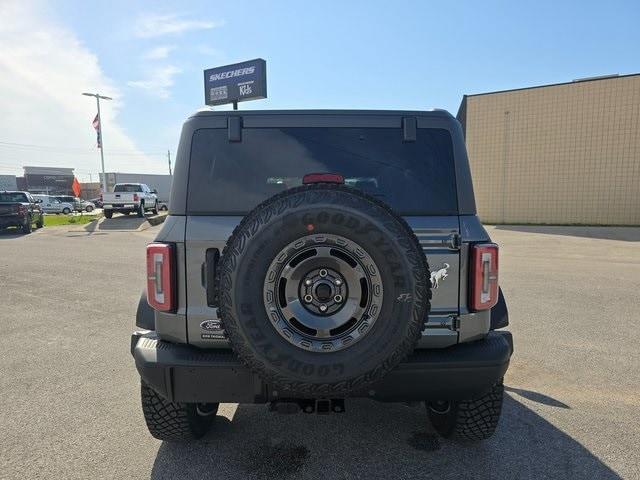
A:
167,150,172,176
82,92,112,193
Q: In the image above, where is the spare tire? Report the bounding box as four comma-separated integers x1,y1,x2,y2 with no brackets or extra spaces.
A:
218,184,431,397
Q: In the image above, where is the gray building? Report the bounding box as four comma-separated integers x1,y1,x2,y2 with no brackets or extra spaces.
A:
22,166,76,195
0,175,18,191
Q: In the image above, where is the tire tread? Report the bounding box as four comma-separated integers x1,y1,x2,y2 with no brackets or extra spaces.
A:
429,380,504,441
140,381,215,441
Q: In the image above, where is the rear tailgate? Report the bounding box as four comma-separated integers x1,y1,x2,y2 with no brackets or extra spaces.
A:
179,112,464,349
407,216,460,347
0,203,19,217
103,193,136,205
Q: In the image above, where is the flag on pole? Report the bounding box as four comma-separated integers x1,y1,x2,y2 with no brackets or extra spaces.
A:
92,114,101,149
72,177,82,197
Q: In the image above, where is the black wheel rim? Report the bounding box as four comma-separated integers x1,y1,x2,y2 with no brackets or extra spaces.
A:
263,234,383,353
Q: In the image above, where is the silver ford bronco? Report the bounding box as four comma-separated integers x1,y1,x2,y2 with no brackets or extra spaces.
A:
132,109,512,441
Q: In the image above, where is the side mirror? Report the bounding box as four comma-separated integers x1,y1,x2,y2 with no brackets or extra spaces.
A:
152,189,158,194
35,199,42,203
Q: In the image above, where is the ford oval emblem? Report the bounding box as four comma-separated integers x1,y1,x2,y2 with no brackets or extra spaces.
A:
200,320,222,331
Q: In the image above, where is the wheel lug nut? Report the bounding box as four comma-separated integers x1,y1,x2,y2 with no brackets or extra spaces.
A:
319,269,328,277
334,295,342,303
319,304,328,312
305,279,312,286
334,279,342,286
303,294,313,303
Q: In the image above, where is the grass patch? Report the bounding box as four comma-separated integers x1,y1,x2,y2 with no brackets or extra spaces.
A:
44,214,101,227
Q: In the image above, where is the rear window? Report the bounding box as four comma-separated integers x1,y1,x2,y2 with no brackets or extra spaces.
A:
0,192,28,202
114,184,141,193
187,127,457,215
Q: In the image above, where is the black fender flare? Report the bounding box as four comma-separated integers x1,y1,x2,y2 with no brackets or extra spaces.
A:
136,290,155,330
490,287,508,330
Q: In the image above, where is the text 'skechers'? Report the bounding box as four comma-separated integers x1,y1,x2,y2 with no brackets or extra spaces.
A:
203,59,267,106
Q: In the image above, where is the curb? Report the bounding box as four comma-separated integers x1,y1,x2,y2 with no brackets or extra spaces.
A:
147,213,168,227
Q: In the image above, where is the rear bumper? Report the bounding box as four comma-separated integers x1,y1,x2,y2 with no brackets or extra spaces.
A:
104,204,137,211
131,331,513,403
0,214,26,228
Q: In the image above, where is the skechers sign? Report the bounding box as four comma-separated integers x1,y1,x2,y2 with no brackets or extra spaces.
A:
203,58,267,106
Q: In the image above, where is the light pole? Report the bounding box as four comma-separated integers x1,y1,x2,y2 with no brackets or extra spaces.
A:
82,92,112,193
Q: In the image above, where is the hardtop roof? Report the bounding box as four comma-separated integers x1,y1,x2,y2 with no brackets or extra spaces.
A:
189,108,455,119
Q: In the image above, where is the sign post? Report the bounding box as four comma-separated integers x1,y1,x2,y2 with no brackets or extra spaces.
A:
203,59,267,108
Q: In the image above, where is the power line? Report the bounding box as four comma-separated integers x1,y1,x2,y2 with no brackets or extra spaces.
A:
0,140,167,156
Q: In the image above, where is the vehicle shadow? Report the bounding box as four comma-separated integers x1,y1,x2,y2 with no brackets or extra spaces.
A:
98,214,149,231
505,386,571,409
150,393,620,480
0,227,29,239
492,224,640,242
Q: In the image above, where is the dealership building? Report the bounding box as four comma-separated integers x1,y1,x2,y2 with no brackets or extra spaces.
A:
457,73,640,225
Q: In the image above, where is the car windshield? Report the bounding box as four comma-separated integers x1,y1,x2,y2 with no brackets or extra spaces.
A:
0,192,28,202
114,184,141,192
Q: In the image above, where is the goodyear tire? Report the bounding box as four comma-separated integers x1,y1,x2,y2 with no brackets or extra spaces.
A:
141,381,218,441
427,380,504,441
218,184,431,397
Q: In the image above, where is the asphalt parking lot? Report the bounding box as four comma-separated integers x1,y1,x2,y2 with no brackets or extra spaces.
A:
1,223,638,479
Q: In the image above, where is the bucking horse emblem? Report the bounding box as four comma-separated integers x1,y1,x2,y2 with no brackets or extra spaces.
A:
430,263,450,289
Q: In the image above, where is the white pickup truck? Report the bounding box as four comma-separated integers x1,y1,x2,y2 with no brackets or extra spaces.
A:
102,183,158,219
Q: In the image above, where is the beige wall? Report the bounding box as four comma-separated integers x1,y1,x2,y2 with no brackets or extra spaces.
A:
464,75,640,225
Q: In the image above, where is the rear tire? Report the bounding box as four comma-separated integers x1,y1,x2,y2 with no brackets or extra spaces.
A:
104,210,113,219
85,205,94,212
62,207,71,215
22,217,32,234
141,381,218,441
427,380,504,441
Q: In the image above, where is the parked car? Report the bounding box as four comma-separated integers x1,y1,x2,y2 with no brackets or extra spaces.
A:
0,191,43,233
102,183,158,218
131,109,512,442
31,194,74,214
54,195,95,212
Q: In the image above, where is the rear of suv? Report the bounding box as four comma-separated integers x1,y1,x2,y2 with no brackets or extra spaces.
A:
131,110,512,442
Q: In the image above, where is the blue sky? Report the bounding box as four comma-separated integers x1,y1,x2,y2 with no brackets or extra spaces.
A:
0,0,638,180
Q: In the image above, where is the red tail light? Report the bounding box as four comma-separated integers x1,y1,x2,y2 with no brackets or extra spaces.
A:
133,193,139,202
146,243,176,312
303,173,344,184
14,204,28,214
469,243,499,311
